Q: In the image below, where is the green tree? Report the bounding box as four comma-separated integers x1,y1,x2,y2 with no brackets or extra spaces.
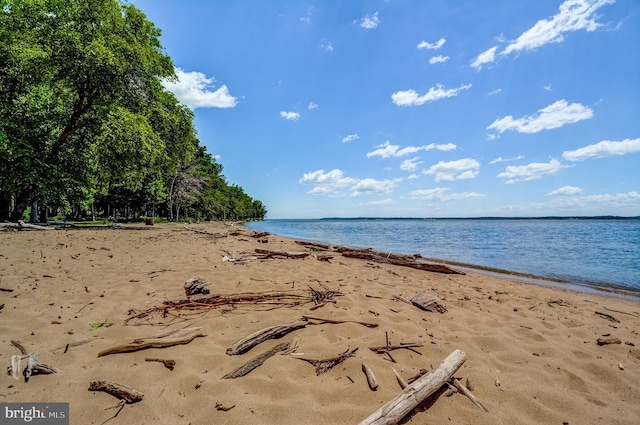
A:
0,0,174,220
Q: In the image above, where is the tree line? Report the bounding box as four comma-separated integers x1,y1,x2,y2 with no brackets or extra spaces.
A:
0,0,266,222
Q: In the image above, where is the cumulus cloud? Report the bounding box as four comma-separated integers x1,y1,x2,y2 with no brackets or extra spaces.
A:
487,99,593,134
417,38,446,50
280,111,300,121
162,68,237,109
400,157,423,172
391,83,472,107
299,169,398,196
423,158,480,182
360,12,380,29
429,55,450,64
367,141,456,158
342,134,360,143
410,187,484,201
489,155,525,164
548,185,584,195
471,0,613,70
562,138,640,161
497,158,570,183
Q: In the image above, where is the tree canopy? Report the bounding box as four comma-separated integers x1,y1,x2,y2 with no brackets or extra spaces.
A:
0,0,266,222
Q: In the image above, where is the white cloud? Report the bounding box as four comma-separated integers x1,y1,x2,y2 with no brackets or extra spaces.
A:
342,134,359,143
497,158,570,183
400,157,423,172
410,187,484,201
321,39,334,52
308,102,318,109
417,37,446,50
489,155,524,164
488,88,502,96
562,138,640,161
544,83,553,91
280,111,300,121
548,185,584,195
360,12,380,29
391,83,472,107
367,141,456,158
299,169,356,195
470,46,498,70
472,0,614,70
351,178,398,196
423,158,480,182
493,191,640,216
503,0,614,56
162,68,237,109
299,169,398,197
487,99,593,134
367,198,394,206
429,55,450,64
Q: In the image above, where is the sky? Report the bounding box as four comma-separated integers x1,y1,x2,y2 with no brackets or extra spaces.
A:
133,0,640,218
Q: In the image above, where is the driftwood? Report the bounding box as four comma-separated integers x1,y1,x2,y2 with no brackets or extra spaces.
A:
297,347,359,375
8,340,59,382
226,318,308,355
595,311,619,323
184,276,210,297
596,337,621,346
125,288,341,323
340,249,463,275
410,293,447,313
88,381,144,404
392,368,408,389
450,378,488,412
0,221,50,231
145,358,176,370
98,327,205,357
362,363,378,390
369,332,422,362
358,349,467,425
302,315,379,328
222,342,290,379
255,248,309,259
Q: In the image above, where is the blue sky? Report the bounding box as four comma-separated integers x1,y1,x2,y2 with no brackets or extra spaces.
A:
134,0,640,218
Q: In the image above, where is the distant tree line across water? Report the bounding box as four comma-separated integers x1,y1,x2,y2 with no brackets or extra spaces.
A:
0,0,266,223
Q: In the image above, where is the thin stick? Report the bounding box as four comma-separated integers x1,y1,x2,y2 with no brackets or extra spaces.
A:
450,378,489,412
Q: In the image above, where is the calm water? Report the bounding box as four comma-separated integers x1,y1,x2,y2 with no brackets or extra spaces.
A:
246,218,640,294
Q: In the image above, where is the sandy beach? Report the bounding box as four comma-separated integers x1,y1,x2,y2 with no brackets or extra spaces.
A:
1,222,639,424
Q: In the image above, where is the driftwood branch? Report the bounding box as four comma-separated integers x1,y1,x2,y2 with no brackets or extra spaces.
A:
302,315,379,328
297,347,359,375
254,248,309,259
222,342,290,379
8,340,59,382
88,381,144,404
226,318,308,355
0,221,51,231
358,349,467,425
450,378,488,412
98,327,205,357
144,358,176,371
362,363,378,390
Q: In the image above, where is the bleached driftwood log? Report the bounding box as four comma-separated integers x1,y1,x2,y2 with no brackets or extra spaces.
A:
222,342,290,379
362,363,378,390
0,221,50,231
358,349,467,425
226,318,308,355
98,327,205,357
410,292,447,313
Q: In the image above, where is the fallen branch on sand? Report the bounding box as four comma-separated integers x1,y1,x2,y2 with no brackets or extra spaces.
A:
222,342,290,378
0,221,51,231
295,241,463,275
88,381,144,404
98,327,205,357
125,287,342,324
369,332,423,362
358,349,467,425
449,378,489,412
226,319,308,356
8,340,59,382
255,248,309,259
145,358,176,371
296,347,359,375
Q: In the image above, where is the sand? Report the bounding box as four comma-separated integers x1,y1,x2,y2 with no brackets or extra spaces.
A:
1,222,639,424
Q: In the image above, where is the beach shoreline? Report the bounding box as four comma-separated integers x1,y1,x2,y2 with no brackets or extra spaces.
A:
1,222,639,424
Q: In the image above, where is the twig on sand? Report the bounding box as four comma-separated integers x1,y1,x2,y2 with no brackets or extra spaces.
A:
296,347,359,375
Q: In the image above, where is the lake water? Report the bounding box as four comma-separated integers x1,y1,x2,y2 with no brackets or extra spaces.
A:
246,218,640,295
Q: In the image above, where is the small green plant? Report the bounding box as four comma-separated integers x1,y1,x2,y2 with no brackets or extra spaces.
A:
21,206,31,221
